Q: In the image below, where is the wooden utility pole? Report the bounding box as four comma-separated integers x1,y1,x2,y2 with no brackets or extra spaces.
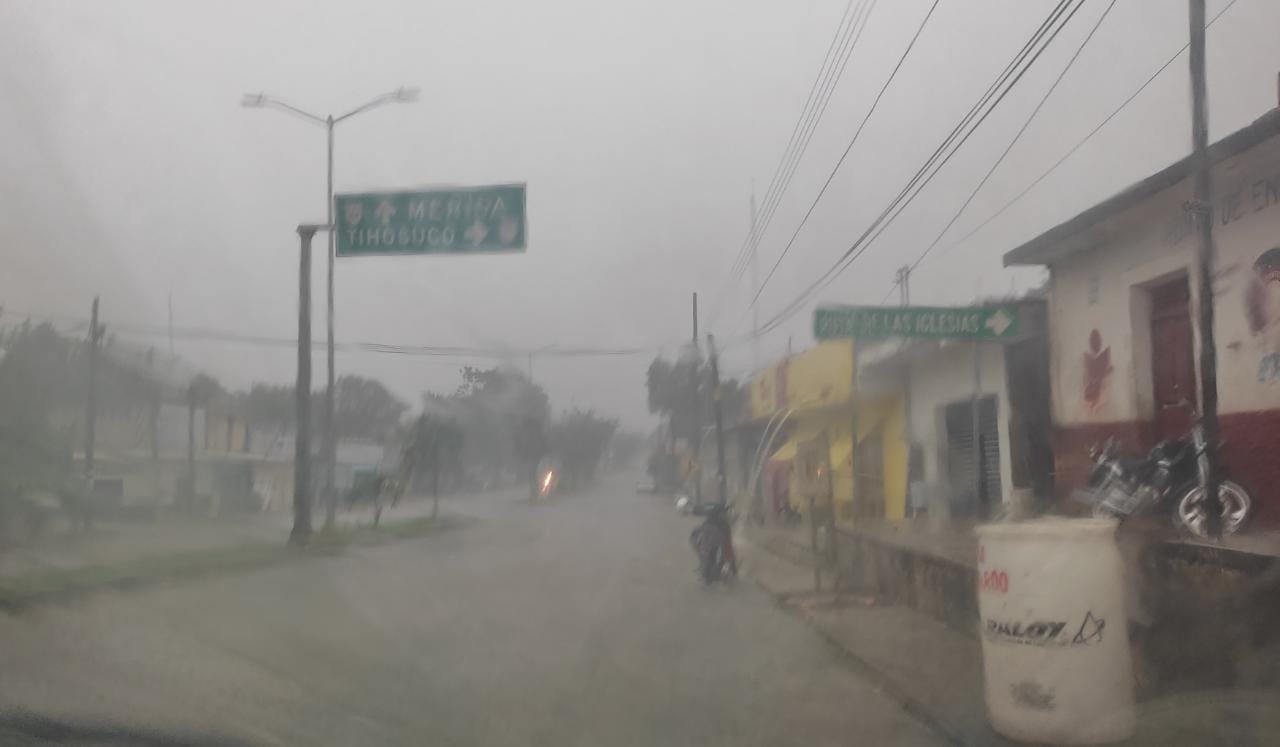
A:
707,334,729,506
292,226,318,544
186,381,196,508
1188,0,1223,536
84,296,102,481
690,292,702,506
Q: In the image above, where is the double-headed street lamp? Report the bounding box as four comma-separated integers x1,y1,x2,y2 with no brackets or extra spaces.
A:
243,86,419,529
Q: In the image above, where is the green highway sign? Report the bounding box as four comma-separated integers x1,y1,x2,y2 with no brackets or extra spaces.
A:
335,184,526,256
814,304,1020,341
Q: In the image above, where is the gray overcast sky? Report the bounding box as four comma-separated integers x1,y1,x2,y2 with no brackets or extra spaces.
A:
2,0,1277,426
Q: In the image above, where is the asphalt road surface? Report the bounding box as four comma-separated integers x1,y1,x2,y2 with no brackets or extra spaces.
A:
0,477,946,746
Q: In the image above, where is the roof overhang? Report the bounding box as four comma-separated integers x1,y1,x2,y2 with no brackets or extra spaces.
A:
1003,108,1280,268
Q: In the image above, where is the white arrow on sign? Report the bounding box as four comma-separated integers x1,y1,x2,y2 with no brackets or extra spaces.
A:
464,219,489,246
985,309,1012,336
375,201,396,225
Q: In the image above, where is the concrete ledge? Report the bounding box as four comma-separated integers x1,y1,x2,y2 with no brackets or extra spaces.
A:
0,514,468,612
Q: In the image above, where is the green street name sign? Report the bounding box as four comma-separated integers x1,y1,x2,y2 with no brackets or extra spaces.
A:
813,304,1020,341
335,184,526,256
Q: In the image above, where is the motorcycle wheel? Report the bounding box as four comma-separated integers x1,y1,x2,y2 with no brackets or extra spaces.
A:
1174,479,1253,537
694,525,724,584
1091,501,1121,520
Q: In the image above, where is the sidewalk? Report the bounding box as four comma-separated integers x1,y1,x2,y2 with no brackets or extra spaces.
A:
0,494,465,609
739,524,1280,746
739,527,1002,746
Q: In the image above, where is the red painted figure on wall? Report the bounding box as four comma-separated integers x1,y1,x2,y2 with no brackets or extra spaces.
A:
1082,329,1113,410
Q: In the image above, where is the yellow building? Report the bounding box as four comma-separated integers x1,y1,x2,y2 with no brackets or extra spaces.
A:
750,339,907,523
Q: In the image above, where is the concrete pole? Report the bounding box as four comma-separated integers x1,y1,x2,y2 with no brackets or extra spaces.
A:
691,292,702,506
707,334,729,506
323,116,338,530
293,226,317,544
1188,0,1223,536
84,296,100,482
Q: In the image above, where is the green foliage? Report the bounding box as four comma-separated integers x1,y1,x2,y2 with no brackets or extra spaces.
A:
333,375,408,442
548,408,618,490
645,353,747,445
402,413,464,503
0,324,75,498
242,383,295,426
447,366,550,483
187,372,224,405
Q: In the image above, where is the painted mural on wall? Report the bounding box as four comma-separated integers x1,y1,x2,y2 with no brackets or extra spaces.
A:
1245,246,1280,383
1082,329,1113,410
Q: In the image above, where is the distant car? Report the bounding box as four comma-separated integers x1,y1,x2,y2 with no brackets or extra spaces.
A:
635,479,658,494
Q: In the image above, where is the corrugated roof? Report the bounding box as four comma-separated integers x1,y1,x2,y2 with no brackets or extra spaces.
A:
1003,108,1280,267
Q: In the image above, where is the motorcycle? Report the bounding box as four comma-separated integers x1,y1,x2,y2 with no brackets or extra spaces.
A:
1080,405,1252,537
538,468,558,499
688,501,737,585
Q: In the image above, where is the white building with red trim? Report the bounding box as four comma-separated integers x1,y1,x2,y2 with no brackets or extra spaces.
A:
1004,108,1280,527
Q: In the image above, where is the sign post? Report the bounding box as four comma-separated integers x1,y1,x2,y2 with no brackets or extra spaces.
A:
796,433,834,593
336,184,527,256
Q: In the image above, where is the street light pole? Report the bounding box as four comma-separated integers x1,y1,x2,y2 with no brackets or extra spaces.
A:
324,116,336,530
242,88,418,530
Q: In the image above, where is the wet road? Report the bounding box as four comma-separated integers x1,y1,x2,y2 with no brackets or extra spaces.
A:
0,478,945,746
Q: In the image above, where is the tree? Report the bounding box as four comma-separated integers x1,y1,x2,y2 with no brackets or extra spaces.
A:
451,366,550,492
645,354,747,443
0,324,73,498
548,409,618,491
243,383,296,427
402,414,463,519
333,375,408,442
645,353,747,492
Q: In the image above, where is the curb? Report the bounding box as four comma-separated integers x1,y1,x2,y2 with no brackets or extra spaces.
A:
0,514,470,613
741,533,970,747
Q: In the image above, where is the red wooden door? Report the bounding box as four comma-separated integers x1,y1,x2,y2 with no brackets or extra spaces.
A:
1150,277,1197,441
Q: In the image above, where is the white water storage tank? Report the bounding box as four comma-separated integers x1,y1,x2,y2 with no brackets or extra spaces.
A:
976,518,1135,744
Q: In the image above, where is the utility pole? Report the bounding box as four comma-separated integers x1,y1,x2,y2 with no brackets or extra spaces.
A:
1188,0,1223,537
707,334,729,506
84,296,102,483
690,292,702,506
896,265,912,307
292,225,320,544
323,116,338,531
749,188,760,373
186,379,196,509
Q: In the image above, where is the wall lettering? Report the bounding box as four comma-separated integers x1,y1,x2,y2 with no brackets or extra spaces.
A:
1164,169,1280,245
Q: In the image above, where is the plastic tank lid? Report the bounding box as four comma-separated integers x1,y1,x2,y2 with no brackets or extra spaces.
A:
975,517,1118,538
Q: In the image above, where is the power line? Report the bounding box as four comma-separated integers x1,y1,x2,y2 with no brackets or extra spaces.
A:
726,0,859,280
904,0,1244,270
753,0,1085,335
705,0,876,328
737,0,943,334
728,0,877,283
751,0,1078,332
1,309,661,359
900,0,1118,279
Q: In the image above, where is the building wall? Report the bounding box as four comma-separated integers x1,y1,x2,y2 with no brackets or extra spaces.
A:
907,341,1013,506
1047,132,1280,523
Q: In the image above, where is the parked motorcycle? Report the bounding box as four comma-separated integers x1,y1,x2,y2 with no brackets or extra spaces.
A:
688,502,737,585
1080,408,1252,537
